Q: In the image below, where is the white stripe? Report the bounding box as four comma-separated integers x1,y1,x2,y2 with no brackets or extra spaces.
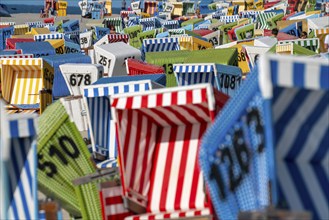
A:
166,125,185,211
277,59,293,87
305,62,320,89
126,111,138,189
162,92,172,107
180,124,199,210
150,127,170,212
106,204,128,215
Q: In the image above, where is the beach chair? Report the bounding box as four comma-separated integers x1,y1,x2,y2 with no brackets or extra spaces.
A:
0,104,38,219
37,100,96,217
176,35,213,51
278,38,320,53
94,42,141,76
258,53,329,220
42,54,91,99
140,17,162,31
80,31,93,49
142,37,180,54
16,41,56,58
0,26,14,50
103,17,124,33
111,84,229,219
0,58,53,113
174,63,243,97
82,75,166,169
314,28,329,53
60,63,103,136
125,58,164,75
144,1,158,16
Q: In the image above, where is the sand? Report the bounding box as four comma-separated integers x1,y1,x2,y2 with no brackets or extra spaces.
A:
0,13,119,31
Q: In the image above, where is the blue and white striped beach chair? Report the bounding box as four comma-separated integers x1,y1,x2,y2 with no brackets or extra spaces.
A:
162,20,180,30
219,15,240,24
142,37,180,53
0,107,38,220
140,17,162,31
83,74,166,169
240,10,261,23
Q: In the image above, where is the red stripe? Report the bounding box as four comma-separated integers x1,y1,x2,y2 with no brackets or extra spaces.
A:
123,110,133,168
151,107,177,126
156,93,163,107
174,125,191,210
186,89,193,104
139,116,153,194
105,195,123,206
147,128,163,212
201,88,207,103
111,98,118,108
195,210,202,216
180,105,205,124
179,211,186,217
129,111,143,189
141,94,148,108
189,122,208,208
166,106,190,125
159,126,177,211
100,191,106,220
171,91,178,106
116,111,127,195
164,213,171,218
107,213,132,220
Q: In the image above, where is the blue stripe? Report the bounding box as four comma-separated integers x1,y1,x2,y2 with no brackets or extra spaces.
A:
9,121,19,137
134,84,139,92
287,163,319,220
312,163,329,205
93,88,99,97
272,87,284,106
285,92,328,160
124,85,129,93
311,125,329,162
276,182,290,209
104,87,109,96
28,119,35,137
275,89,309,145
270,60,278,86
114,86,119,94
320,65,329,90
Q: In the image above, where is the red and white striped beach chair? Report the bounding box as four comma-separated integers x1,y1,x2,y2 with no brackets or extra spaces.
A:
111,84,229,219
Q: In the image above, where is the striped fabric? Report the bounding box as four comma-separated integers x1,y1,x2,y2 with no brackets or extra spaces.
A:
99,184,133,220
108,34,129,43
103,17,124,33
83,81,153,168
219,15,240,23
140,17,161,31
278,38,320,52
127,17,140,27
240,10,261,22
34,33,64,41
162,20,180,30
276,43,293,54
111,84,223,216
142,37,180,53
256,12,276,29
168,28,186,35
25,21,42,28
194,23,211,30
144,1,157,15
125,208,211,219
0,22,15,25
212,11,227,19
0,54,33,58
0,58,43,107
2,114,38,220
259,54,329,220
315,28,329,35
174,64,217,87
126,58,164,75
120,10,136,18
14,24,29,35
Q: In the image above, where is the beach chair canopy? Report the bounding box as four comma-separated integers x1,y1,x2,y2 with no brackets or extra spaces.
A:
1,111,38,220
0,58,50,109
111,84,229,218
125,58,165,75
258,54,329,220
94,42,142,76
